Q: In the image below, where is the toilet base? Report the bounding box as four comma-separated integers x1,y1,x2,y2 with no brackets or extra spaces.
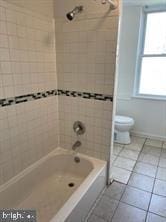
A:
114,130,131,145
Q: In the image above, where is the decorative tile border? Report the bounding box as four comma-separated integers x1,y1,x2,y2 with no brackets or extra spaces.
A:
0,89,113,107
0,90,58,107
58,89,113,101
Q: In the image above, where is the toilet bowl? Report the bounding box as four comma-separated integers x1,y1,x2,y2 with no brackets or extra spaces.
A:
114,115,134,144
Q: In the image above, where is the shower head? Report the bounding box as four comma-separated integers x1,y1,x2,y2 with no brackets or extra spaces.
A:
66,6,83,21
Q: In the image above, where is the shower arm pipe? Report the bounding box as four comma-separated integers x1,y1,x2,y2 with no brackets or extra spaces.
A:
107,0,118,9
97,0,118,9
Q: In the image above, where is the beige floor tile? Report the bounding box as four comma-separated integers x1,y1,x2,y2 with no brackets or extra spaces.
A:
134,162,157,178
142,145,161,157
149,194,166,218
119,149,139,160
159,158,166,168
138,153,159,166
145,139,163,148
112,202,146,222
163,142,166,149
156,168,166,181
128,172,154,192
88,214,106,222
104,181,126,201
146,213,166,222
125,136,145,151
154,179,166,197
113,143,124,155
113,156,136,171
92,195,119,221
121,186,151,210
111,166,131,184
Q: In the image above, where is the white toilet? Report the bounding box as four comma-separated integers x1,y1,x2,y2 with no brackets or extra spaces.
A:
114,115,134,144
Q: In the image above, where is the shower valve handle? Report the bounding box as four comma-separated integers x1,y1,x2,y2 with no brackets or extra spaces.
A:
73,121,85,135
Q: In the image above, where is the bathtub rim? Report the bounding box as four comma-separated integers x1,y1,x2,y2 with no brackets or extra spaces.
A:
0,148,106,221
50,150,106,222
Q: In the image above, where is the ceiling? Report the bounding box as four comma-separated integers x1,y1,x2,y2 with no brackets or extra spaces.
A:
123,0,166,6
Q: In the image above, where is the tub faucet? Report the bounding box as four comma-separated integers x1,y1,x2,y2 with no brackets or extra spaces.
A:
72,141,81,151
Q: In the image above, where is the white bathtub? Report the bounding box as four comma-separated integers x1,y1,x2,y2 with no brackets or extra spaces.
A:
0,148,106,222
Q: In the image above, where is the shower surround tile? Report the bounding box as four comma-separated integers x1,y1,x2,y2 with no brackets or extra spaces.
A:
0,0,120,186
58,96,113,159
55,3,119,160
0,1,59,185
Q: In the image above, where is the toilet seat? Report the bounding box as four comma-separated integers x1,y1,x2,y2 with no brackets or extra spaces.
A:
115,115,134,125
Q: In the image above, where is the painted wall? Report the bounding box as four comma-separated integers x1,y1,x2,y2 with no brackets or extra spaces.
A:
117,5,166,140
54,0,119,160
0,0,58,185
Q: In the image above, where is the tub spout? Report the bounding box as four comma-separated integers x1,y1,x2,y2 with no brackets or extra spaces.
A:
72,141,81,151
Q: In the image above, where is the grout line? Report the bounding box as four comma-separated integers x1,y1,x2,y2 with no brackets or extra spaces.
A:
110,192,125,222
126,138,146,181
85,187,107,222
90,138,166,221
111,138,166,221
119,200,147,212
146,211,166,220
110,140,147,221
110,200,120,222
112,138,146,185
144,138,163,221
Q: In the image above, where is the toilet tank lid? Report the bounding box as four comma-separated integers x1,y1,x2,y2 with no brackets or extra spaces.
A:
115,115,133,124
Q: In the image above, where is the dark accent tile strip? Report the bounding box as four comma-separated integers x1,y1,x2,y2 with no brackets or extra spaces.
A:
0,89,113,107
58,89,113,102
0,89,58,107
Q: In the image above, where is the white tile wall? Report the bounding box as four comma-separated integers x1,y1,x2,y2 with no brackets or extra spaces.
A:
0,0,119,185
0,97,59,185
0,0,59,185
55,17,118,95
55,2,119,160
59,96,113,160
0,0,57,99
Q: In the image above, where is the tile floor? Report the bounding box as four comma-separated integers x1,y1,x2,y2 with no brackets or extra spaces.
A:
87,137,166,222
111,136,166,184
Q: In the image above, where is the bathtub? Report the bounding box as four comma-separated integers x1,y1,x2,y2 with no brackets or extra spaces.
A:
0,148,106,222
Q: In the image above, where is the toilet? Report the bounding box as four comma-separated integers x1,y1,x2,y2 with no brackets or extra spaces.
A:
114,115,134,144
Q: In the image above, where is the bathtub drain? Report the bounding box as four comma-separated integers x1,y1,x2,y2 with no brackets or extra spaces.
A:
74,156,80,163
68,182,75,187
